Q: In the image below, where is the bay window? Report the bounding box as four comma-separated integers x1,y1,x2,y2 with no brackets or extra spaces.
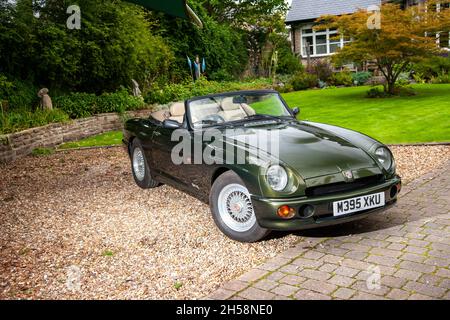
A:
301,26,348,57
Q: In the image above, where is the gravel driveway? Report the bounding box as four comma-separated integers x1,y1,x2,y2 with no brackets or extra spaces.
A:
0,145,449,300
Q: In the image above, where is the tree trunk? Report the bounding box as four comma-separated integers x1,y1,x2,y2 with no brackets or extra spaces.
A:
386,80,396,95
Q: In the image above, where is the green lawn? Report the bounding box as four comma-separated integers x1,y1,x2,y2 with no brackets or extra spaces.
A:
282,84,450,144
58,131,123,149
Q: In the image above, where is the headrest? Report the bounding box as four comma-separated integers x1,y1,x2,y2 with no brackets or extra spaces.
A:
170,102,185,116
221,97,241,111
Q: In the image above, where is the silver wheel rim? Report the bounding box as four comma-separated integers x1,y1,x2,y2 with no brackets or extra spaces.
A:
218,184,256,233
132,148,146,182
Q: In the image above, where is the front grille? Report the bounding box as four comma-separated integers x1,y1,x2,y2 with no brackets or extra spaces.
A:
305,175,384,197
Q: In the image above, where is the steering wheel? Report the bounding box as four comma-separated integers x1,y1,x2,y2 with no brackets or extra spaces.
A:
203,114,225,124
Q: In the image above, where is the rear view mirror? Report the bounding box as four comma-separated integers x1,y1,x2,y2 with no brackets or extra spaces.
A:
233,96,248,104
292,107,300,117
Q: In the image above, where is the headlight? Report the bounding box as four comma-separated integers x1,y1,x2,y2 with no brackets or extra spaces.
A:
266,165,288,191
375,147,393,171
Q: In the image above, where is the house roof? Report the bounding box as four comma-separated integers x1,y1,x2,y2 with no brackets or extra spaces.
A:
286,0,381,23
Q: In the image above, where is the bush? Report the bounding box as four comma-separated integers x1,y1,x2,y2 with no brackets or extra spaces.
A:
144,78,272,105
430,73,450,84
367,87,390,98
0,75,39,111
396,72,411,86
412,56,450,81
0,108,70,134
307,60,333,82
330,71,353,87
352,72,372,86
289,72,318,91
54,88,145,119
367,86,416,98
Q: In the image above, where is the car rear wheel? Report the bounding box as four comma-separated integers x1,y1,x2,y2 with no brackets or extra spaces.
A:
210,171,270,243
130,139,159,189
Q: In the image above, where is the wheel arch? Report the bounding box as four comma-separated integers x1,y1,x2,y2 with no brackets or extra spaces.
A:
211,167,231,186
210,166,261,197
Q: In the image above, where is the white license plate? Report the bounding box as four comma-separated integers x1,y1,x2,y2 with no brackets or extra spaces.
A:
333,192,385,217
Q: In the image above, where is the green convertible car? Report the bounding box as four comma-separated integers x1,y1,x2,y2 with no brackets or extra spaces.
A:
123,90,402,242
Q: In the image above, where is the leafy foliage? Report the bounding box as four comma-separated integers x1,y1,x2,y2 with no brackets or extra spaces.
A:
0,108,70,134
330,71,354,87
54,88,145,119
145,78,272,104
352,72,372,86
289,72,318,91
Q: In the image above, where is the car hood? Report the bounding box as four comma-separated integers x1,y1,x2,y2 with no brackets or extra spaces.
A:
221,121,379,180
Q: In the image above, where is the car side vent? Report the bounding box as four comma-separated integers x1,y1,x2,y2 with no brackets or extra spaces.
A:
305,175,384,197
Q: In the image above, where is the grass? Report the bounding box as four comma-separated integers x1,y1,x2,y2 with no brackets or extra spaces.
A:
32,147,55,156
281,84,450,144
59,131,123,150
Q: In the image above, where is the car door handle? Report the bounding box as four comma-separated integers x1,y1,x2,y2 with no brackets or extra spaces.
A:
152,131,162,137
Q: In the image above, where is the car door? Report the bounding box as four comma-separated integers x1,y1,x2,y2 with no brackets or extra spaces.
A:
150,121,189,187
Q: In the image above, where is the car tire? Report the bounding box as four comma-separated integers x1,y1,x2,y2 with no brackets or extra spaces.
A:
210,171,270,243
130,139,159,189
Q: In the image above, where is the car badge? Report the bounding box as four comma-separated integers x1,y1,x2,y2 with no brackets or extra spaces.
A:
342,170,354,181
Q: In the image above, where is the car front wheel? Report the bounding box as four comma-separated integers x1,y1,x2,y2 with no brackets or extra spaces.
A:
210,171,270,243
130,139,159,189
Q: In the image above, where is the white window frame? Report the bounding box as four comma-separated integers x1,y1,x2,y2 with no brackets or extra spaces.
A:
300,25,348,58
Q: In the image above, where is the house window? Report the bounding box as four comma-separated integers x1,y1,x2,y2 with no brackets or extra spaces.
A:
439,31,449,49
301,27,347,57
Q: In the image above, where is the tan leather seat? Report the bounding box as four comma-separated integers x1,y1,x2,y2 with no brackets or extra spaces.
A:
151,110,170,122
241,103,256,116
219,97,248,121
169,102,185,123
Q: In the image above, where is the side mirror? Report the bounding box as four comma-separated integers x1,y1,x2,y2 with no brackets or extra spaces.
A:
163,119,182,129
292,107,300,117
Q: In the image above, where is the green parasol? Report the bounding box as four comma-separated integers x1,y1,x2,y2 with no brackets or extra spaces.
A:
124,0,203,27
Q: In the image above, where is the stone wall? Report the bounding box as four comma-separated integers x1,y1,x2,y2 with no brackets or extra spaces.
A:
0,109,151,164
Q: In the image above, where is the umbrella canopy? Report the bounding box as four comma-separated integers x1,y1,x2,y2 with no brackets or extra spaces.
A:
124,0,203,27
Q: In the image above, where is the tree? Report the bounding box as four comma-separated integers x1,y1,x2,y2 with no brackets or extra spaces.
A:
1,0,174,94
317,1,450,94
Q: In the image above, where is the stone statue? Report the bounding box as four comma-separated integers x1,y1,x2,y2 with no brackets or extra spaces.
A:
37,88,53,110
131,79,142,97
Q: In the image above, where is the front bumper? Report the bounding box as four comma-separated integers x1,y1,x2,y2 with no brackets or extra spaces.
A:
252,176,401,231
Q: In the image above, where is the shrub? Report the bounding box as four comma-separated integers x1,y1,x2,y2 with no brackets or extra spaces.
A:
367,87,390,98
54,88,145,118
396,72,411,86
289,72,318,91
0,108,70,134
430,73,450,84
412,56,450,80
144,78,272,105
352,72,372,86
0,75,39,111
307,60,333,82
330,71,353,87
367,85,416,98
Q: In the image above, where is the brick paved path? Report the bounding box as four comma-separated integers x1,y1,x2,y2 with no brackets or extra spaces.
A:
208,161,450,300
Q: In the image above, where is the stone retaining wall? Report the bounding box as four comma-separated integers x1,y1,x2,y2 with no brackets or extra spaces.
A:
0,109,151,163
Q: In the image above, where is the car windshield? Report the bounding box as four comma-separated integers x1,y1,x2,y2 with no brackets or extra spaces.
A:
188,92,292,128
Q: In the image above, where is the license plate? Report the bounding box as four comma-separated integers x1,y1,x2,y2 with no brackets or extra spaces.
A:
333,192,385,217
